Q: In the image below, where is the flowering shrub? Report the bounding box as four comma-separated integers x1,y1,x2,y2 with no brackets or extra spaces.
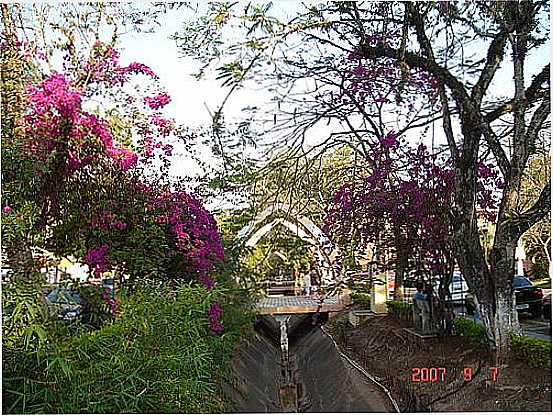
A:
24,72,139,178
325,135,452,275
4,38,226,325
147,188,225,287
84,42,158,86
325,134,500,278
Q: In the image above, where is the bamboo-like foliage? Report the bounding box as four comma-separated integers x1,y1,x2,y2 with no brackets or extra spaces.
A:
3,283,254,414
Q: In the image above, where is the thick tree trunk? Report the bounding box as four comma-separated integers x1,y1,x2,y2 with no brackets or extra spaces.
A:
478,288,521,363
454,226,521,361
393,228,410,301
393,250,407,301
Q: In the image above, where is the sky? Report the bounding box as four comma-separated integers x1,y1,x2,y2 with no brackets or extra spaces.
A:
33,1,551,210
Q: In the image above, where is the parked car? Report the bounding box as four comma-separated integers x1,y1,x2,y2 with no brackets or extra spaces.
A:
45,287,82,321
514,276,543,318
445,272,470,303
425,272,469,304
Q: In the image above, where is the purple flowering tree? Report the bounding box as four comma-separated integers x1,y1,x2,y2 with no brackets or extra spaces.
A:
349,2,550,358
181,1,550,357
1,8,226,327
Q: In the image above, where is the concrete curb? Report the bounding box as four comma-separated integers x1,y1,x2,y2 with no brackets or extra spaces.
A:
320,326,401,413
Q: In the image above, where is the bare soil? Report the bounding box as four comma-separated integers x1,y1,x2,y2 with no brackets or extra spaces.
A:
325,308,552,412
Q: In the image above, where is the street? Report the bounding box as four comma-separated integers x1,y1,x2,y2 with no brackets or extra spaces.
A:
520,316,552,342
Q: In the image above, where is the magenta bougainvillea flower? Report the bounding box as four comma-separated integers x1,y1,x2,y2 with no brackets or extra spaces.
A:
325,131,499,276
19,42,226,328
123,62,158,79
208,302,224,333
25,73,140,174
144,93,171,110
84,244,110,278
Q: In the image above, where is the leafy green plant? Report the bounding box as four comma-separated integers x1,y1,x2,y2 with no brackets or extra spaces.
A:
3,282,254,414
77,284,113,328
351,292,371,308
386,300,413,314
453,317,488,349
510,334,552,368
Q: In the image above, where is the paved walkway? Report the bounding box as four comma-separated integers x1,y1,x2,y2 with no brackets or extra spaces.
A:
256,295,344,315
520,318,552,342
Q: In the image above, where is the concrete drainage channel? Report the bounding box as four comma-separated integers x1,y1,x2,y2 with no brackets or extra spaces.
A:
225,313,399,413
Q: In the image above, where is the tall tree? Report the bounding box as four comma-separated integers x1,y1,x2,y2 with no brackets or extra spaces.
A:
178,1,550,358
352,1,550,358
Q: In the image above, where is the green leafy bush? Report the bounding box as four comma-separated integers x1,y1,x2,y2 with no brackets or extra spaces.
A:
351,292,371,308
77,284,113,328
3,282,254,414
386,300,413,314
453,317,488,349
511,334,552,368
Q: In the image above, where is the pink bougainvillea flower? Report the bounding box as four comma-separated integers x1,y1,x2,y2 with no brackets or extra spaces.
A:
208,302,224,333
144,93,171,110
380,131,398,149
106,146,138,171
375,96,390,103
199,274,215,289
122,62,158,79
84,244,110,278
2,206,12,214
151,115,175,136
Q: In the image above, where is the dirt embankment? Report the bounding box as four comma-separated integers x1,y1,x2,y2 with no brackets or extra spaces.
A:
324,310,552,413
224,314,395,413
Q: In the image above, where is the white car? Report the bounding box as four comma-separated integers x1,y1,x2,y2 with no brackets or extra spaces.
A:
447,272,470,303
430,272,469,303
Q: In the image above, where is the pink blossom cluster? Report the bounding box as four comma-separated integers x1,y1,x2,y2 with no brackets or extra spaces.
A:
150,189,225,287
326,132,502,276
84,43,127,86
208,302,224,333
25,73,139,174
151,115,175,137
144,93,171,110
91,209,128,231
2,205,12,214
106,146,139,171
476,162,500,221
122,62,158,79
325,135,456,275
85,42,158,86
27,72,82,119
343,35,440,112
84,244,110,278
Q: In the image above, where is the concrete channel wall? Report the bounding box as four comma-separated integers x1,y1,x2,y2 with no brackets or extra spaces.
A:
223,314,394,413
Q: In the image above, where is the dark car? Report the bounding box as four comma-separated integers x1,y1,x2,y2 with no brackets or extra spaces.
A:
45,287,82,321
514,276,543,318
